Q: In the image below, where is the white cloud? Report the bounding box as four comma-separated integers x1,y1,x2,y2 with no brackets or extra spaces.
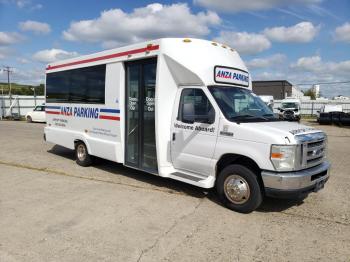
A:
250,56,350,97
194,0,321,12
253,71,286,81
0,32,23,45
291,55,350,78
31,3,42,10
263,22,320,43
0,0,43,10
32,49,79,63
0,47,13,59
63,3,220,47
291,56,322,71
246,54,286,69
16,0,29,8
334,22,350,43
9,67,45,85
19,20,51,34
214,31,271,55
17,57,30,64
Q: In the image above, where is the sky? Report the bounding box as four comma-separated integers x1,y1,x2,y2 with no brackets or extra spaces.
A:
0,0,349,98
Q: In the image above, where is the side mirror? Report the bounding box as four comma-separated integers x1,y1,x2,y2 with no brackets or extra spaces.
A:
317,110,320,113
182,103,195,123
208,108,215,124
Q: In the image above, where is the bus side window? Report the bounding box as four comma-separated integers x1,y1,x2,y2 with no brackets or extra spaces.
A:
177,89,215,124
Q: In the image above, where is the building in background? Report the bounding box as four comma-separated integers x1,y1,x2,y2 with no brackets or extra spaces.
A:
252,80,292,100
312,84,320,98
291,85,305,99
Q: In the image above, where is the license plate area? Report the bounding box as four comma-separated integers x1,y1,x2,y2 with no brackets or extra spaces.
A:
314,179,327,192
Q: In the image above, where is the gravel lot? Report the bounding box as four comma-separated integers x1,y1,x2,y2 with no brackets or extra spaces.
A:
0,120,349,262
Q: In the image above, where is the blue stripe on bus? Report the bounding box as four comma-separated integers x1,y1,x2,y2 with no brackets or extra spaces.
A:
46,106,61,110
100,108,120,113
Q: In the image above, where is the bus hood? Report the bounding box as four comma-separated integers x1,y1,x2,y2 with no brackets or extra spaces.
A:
236,121,322,144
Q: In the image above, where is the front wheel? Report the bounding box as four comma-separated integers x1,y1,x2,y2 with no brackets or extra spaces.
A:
216,164,263,213
26,116,32,123
75,142,93,167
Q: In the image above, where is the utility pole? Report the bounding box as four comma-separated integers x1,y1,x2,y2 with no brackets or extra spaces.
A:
2,66,13,116
31,86,37,106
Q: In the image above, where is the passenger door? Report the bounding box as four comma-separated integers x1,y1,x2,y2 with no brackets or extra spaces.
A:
125,58,157,173
171,87,218,176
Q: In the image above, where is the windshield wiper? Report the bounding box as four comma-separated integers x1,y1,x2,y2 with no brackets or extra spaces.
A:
230,114,268,122
230,114,255,120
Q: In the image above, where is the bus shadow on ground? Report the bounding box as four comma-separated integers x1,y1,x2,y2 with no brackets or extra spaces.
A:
48,144,306,213
47,145,207,199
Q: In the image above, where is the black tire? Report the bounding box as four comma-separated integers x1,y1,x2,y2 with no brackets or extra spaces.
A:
26,116,32,123
75,142,93,167
216,164,263,213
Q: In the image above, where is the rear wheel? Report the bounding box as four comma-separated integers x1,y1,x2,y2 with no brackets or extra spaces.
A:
216,164,263,213
75,142,93,167
26,116,32,123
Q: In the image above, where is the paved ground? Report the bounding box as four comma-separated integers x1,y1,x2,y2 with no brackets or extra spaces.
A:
0,120,349,262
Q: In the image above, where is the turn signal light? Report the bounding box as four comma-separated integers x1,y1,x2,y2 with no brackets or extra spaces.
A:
271,152,283,159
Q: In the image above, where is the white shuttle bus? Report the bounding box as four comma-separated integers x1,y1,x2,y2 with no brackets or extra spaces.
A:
44,38,330,213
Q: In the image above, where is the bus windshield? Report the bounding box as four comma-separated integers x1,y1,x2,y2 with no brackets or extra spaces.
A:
208,85,278,122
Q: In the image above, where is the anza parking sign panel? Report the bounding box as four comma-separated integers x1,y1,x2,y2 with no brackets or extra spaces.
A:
214,66,249,87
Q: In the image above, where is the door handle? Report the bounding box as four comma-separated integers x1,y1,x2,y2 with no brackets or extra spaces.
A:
172,132,176,141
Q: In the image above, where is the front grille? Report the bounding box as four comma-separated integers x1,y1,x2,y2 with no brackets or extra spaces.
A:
303,136,326,168
308,140,324,148
284,111,294,119
296,132,326,169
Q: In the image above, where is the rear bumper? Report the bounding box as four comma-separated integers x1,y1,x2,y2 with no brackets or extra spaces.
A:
261,161,330,198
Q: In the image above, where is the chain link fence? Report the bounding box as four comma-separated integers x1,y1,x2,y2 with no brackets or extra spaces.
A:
0,95,45,119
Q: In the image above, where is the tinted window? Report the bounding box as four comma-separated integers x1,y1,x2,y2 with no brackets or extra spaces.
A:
46,64,106,104
178,89,214,124
46,71,70,102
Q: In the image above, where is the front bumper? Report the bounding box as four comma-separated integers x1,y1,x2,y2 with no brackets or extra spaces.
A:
261,161,330,198
279,113,300,121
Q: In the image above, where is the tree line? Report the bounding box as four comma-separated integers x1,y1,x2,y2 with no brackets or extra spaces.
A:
0,83,44,96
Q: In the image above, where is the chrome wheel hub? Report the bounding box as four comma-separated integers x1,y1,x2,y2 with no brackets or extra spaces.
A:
224,174,250,204
77,144,86,161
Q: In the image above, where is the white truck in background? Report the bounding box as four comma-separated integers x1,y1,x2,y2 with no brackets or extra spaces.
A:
278,98,301,121
44,38,330,213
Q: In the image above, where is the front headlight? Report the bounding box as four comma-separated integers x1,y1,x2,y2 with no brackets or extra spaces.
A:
270,145,301,171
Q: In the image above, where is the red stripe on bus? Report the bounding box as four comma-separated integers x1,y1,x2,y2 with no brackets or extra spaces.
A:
99,115,120,121
46,45,160,71
46,111,61,115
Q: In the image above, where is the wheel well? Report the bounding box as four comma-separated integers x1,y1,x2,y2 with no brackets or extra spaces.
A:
74,139,84,148
216,154,263,187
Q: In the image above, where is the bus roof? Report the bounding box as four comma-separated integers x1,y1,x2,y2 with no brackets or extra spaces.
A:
46,38,250,89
